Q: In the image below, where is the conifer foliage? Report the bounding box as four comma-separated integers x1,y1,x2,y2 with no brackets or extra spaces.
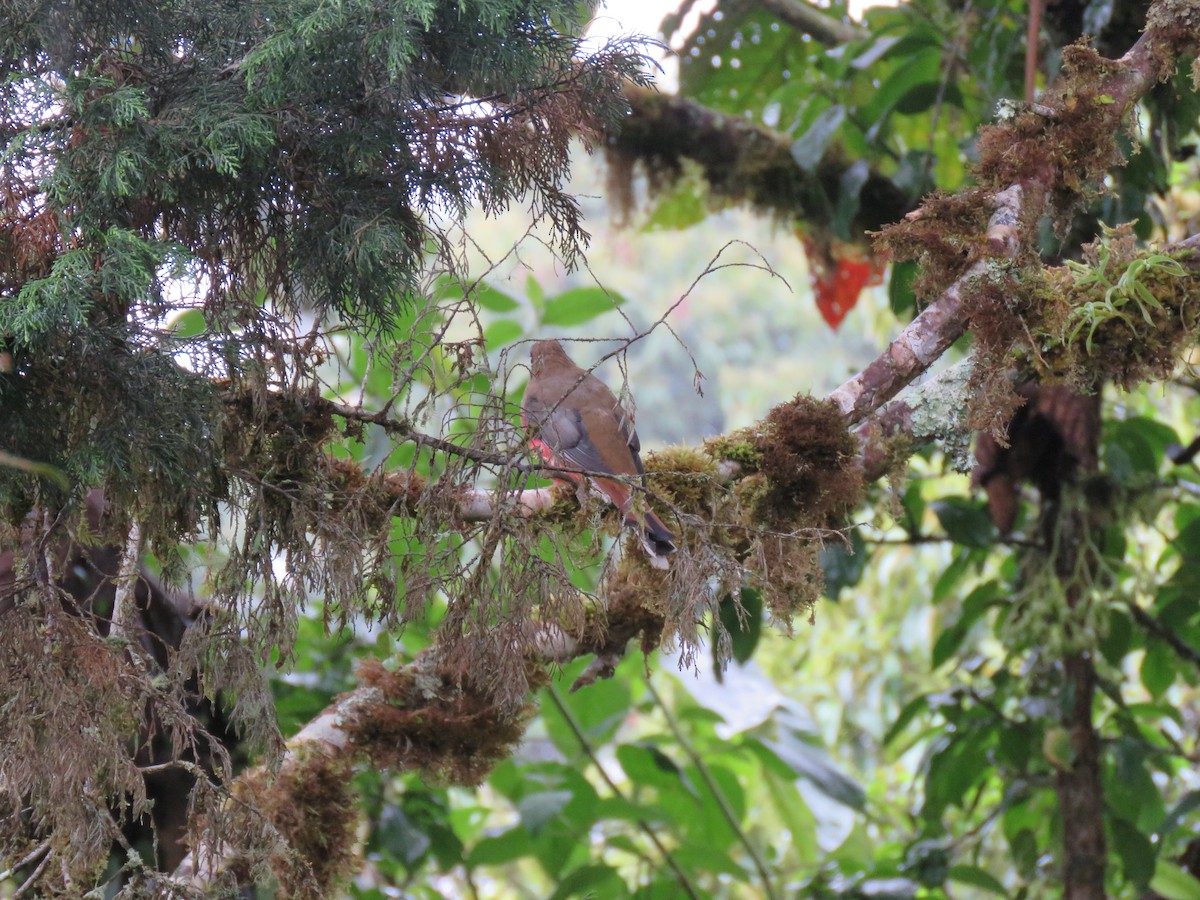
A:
0,0,645,890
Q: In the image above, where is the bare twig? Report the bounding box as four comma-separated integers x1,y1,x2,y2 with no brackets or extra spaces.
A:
645,678,780,900
546,686,701,900
11,844,52,900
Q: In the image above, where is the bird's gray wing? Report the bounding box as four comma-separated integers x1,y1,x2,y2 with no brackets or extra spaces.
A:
524,394,607,473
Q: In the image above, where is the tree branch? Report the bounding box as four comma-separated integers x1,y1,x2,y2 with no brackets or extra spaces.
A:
609,85,911,236
750,0,868,45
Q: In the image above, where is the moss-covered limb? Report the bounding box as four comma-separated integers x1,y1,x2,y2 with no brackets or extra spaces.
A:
1033,232,1200,388
172,611,611,893
607,85,910,236
841,3,1200,430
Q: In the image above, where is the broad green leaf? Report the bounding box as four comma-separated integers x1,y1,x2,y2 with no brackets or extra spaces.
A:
791,105,846,172
1107,737,1165,829
616,743,695,797
889,260,919,318
482,319,522,350
535,832,587,879
820,528,866,600
525,273,545,311
718,587,763,666
1104,419,1162,478
1141,641,1176,698
946,865,1008,896
932,580,1000,668
1111,816,1155,887
764,729,865,811
1160,789,1200,837
670,844,749,879
517,789,573,836
547,865,626,900
883,695,929,747
169,308,206,337
540,287,625,327
764,769,818,865
474,283,521,312
466,827,533,867
1099,608,1133,665
922,730,994,821
1151,861,1200,900
931,497,996,548
932,549,973,602
373,806,431,865
832,159,870,240
1008,828,1039,880
542,671,631,757
860,45,941,125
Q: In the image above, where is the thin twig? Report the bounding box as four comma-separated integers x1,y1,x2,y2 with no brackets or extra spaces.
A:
644,678,780,900
11,844,52,900
0,840,50,883
1128,602,1200,668
545,685,701,900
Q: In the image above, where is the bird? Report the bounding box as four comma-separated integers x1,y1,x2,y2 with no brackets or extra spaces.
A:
521,339,676,569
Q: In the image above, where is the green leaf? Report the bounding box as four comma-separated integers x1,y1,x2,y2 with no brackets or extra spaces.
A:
466,827,533,866
1160,789,1200,837
764,727,865,811
932,549,973,602
1141,641,1176,698
859,45,941,125
517,789,573,836
1150,861,1200,900
832,159,870,240
889,260,919,317
372,806,431,865
820,528,866,599
526,274,545,311
1008,828,1039,879
547,864,627,900
474,283,521,312
1103,421,1160,479
764,769,818,865
931,497,996,548
1099,608,1133,665
169,308,207,338
791,105,846,172
883,694,929,747
540,287,625,327
922,730,994,821
543,670,631,757
616,743,694,797
1107,737,1164,828
482,318,523,350
1111,817,1156,887
947,865,1008,896
671,839,750,878
932,581,1000,668
717,586,763,665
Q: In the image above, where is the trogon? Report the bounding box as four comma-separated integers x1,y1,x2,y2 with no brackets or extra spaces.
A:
521,339,676,568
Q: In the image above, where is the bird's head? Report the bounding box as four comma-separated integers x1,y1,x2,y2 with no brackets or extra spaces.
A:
529,339,573,375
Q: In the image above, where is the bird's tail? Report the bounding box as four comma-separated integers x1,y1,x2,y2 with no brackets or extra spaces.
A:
637,510,676,571
598,477,677,569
